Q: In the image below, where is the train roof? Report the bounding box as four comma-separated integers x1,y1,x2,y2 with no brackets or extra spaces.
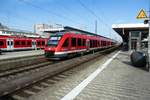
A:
64,26,112,40
47,26,115,41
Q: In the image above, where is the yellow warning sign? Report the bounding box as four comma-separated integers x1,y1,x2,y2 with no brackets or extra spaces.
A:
136,9,148,19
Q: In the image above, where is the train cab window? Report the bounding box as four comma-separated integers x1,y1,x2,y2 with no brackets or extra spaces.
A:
47,35,62,47
62,38,69,47
78,38,82,46
0,41,4,46
71,38,76,47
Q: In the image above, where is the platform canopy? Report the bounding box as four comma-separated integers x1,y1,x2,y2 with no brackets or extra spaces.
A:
112,23,148,36
112,23,149,42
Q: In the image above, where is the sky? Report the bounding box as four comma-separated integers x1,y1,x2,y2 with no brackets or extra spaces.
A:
0,0,149,41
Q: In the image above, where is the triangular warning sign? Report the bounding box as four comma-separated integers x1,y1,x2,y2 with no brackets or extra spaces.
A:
136,9,148,19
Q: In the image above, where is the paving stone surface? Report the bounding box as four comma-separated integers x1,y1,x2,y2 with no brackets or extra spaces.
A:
76,51,150,100
28,51,150,100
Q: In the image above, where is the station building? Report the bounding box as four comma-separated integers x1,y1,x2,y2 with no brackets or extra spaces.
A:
0,23,43,38
112,23,149,51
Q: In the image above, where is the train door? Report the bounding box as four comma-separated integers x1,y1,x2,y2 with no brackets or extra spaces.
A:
7,38,14,50
32,40,36,49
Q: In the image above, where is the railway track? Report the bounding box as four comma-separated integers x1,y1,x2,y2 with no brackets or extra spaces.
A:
0,46,119,99
0,55,46,72
0,61,55,78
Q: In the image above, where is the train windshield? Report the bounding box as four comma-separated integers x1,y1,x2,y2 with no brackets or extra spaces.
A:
47,35,62,47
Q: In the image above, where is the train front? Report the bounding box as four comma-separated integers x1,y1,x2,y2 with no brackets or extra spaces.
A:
44,34,62,58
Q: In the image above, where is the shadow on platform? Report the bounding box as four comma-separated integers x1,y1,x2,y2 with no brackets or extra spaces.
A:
122,60,148,72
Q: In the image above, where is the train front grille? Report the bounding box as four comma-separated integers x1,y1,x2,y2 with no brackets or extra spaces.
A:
45,51,54,57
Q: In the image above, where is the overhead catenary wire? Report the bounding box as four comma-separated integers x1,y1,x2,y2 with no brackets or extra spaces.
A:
77,0,119,40
18,0,82,26
0,8,34,31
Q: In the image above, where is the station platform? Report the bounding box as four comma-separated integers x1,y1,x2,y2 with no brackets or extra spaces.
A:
27,50,150,100
0,50,44,60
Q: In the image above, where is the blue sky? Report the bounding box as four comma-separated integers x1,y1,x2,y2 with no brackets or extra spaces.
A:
0,0,148,41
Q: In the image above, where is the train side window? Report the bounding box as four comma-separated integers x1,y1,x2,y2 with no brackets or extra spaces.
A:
78,38,82,46
27,41,31,45
94,40,96,47
71,38,76,47
11,41,13,45
99,41,101,46
90,40,92,47
0,41,4,46
42,41,45,45
92,40,94,47
83,39,86,46
15,41,20,45
7,41,10,45
95,40,97,47
37,41,40,46
104,41,106,46
101,41,104,46
97,41,99,47
22,41,25,45
62,38,69,47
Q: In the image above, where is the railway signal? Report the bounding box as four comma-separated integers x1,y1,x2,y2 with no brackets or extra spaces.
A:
136,9,148,19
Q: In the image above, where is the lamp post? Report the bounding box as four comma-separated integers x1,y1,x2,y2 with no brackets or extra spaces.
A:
148,0,150,71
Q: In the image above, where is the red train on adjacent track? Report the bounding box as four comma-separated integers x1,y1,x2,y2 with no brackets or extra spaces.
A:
44,32,115,58
0,35,47,51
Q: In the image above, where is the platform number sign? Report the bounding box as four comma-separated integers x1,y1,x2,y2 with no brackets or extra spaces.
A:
136,9,148,19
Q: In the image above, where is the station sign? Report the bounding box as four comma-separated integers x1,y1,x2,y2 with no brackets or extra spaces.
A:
136,9,148,19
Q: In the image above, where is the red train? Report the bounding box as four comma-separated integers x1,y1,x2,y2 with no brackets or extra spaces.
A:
0,35,47,51
44,32,115,58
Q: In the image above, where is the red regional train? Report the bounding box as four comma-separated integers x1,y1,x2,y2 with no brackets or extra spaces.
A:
44,32,115,58
0,35,47,51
